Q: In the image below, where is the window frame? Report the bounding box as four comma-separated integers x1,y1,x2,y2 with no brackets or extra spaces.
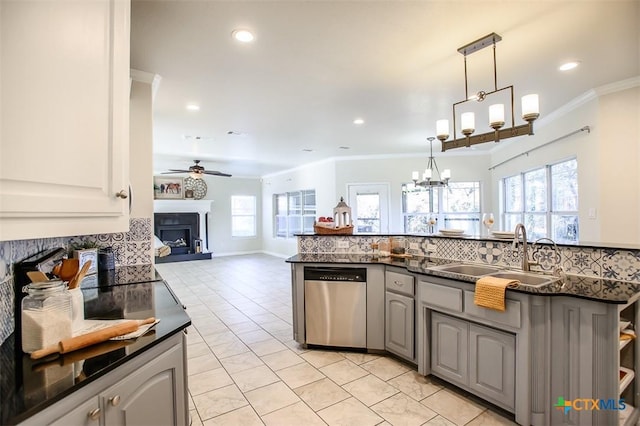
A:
231,195,257,238
273,189,316,238
500,157,578,242
402,181,481,234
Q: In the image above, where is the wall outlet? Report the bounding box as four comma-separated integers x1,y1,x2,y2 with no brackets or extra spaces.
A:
426,243,438,253
588,207,597,219
337,240,349,249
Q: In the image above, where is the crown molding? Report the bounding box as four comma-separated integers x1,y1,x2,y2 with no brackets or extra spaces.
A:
130,69,162,100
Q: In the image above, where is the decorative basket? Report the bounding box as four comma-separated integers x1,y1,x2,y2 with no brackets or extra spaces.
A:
313,222,354,235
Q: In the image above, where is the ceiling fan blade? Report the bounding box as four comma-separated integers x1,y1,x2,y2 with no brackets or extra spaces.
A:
161,169,190,174
203,170,232,177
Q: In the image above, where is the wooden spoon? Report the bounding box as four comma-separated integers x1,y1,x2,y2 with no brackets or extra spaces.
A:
68,260,91,290
57,258,80,282
26,271,50,283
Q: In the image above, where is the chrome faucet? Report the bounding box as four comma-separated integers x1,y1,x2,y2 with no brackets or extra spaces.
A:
513,223,538,272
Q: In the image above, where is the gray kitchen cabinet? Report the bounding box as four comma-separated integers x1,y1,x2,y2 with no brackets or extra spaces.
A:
0,0,130,241
385,269,416,362
468,323,516,410
385,292,414,360
431,311,516,411
19,332,188,426
102,340,185,425
431,312,468,384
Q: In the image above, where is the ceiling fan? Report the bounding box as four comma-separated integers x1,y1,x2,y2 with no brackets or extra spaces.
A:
161,160,232,178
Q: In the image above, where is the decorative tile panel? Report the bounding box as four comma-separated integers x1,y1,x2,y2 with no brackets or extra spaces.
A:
601,249,640,281
0,278,14,343
476,241,504,265
127,218,151,242
561,247,602,278
531,244,562,272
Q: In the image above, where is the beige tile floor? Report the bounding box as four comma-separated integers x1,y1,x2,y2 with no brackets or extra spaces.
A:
156,254,517,426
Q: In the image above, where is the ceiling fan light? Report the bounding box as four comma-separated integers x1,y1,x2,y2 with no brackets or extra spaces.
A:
190,172,202,179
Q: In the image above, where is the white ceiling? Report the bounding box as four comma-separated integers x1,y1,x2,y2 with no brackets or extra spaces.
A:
131,0,640,178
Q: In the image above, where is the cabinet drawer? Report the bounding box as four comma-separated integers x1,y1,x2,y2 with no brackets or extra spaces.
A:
464,291,521,329
421,282,463,312
385,271,415,296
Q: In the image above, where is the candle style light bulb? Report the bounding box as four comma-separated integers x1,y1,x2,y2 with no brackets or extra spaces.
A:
436,119,449,141
461,112,475,136
489,104,505,129
522,94,540,121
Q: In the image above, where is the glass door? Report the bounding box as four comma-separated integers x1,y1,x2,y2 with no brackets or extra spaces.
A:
347,184,390,234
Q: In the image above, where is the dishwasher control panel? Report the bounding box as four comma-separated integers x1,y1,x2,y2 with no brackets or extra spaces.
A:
304,267,367,282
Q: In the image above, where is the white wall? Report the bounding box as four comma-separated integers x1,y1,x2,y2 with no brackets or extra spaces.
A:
201,176,263,256
598,86,639,244
129,76,155,261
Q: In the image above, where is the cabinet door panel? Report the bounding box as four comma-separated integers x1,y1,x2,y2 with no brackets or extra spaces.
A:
385,292,414,360
102,342,185,425
431,312,468,385
469,323,516,410
50,396,100,426
0,0,130,240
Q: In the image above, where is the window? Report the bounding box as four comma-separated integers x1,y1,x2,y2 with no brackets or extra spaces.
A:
231,195,256,237
274,189,316,238
402,182,481,234
501,158,578,243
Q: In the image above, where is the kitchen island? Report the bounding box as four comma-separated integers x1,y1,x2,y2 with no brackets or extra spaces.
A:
0,267,191,426
288,234,640,426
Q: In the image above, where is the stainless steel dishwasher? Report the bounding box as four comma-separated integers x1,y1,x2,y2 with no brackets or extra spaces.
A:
304,266,367,348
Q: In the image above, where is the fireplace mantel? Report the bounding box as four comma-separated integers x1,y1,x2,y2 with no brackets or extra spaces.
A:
154,200,212,252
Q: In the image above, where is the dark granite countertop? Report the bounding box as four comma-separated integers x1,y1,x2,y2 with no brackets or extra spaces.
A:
0,270,191,425
286,253,640,304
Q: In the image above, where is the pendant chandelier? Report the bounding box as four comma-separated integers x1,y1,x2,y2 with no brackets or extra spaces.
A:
437,33,540,152
403,137,450,192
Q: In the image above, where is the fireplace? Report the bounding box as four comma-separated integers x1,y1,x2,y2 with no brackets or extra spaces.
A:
154,212,212,263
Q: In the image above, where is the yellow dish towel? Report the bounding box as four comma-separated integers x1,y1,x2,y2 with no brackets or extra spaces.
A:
474,277,519,311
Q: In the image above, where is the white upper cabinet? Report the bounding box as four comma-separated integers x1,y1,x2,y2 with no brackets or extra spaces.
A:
0,0,130,241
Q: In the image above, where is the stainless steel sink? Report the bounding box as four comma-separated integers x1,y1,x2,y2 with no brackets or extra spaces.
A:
487,271,559,287
428,263,503,277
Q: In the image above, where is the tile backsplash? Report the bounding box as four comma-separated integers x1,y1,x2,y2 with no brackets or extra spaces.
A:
297,235,640,283
0,218,152,345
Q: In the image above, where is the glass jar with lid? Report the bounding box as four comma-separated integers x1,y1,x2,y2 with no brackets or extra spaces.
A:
21,280,72,353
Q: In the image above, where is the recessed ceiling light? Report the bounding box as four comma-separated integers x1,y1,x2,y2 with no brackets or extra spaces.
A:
302,148,314,152
186,104,200,111
339,146,350,150
353,118,364,125
559,61,580,71
232,29,254,43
